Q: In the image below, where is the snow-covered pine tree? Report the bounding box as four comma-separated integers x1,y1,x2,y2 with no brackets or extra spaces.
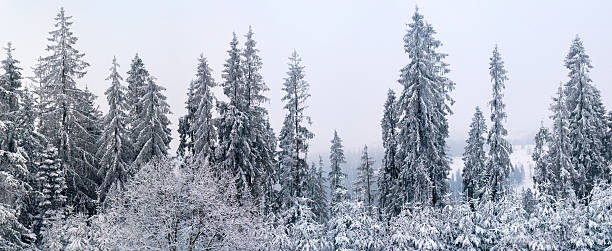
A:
532,123,551,196
185,55,217,163
242,27,277,210
216,33,256,200
546,84,576,199
278,51,313,202
96,57,133,202
36,147,67,233
354,145,376,214
563,36,609,201
328,130,347,210
462,106,488,203
393,8,454,210
312,156,328,222
132,76,172,166
378,89,398,217
35,8,99,213
0,42,31,213
125,54,150,155
485,45,513,202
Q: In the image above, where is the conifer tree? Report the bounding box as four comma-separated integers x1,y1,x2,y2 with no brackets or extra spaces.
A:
278,51,313,201
184,55,217,163
393,8,454,211
96,57,132,202
36,147,67,232
355,145,376,213
462,107,487,202
546,84,575,199
311,156,328,222
242,27,277,208
216,33,255,199
132,76,172,166
35,8,98,212
328,130,347,209
563,36,608,200
532,124,551,196
378,89,398,216
126,54,150,152
485,45,513,202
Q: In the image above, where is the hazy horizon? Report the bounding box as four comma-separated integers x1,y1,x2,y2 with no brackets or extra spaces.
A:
1,0,611,155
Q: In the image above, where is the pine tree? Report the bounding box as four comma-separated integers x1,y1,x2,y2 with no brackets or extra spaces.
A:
35,8,98,212
278,51,313,201
96,57,132,202
462,107,488,202
312,156,328,222
36,147,67,232
355,145,376,213
185,55,217,163
242,27,277,209
216,33,255,200
485,45,513,202
546,84,575,199
393,8,454,211
328,130,347,209
532,123,551,196
126,54,150,153
132,76,172,166
563,36,608,201
378,89,398,216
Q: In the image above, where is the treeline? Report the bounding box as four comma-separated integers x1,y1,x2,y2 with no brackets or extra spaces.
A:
1,7,611,251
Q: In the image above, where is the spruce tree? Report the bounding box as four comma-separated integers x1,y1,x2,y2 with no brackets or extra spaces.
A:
355,145,376,214
378,89,398,216
532,123,551,196
216,33,255,199
35,8,98,212
132,76,172,166
278,51,313,201
485,45,513,202
242,27,277,209
185,55,217,163
546,84,575,199
462,107,488,202
126,54,150,153
393,8,454,211
328,130,347,209
96,57,132,202
563,36,608,200
36,147,67,232
312,156,328,222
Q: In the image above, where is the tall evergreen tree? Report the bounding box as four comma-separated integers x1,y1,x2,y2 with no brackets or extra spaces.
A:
532,123,551,196
242,27,277,209
355,145,376,214
392,8,454,212
485,45,513,202
126,54,150,153
546,84,575,199
96,57,132,202
132,76,172,166
378,89,398,216
35,8,98,212
278,51,313,201
563,36,608,201
328,130,347,209
312,156,328,222
194,55,217,163
216,33,255,200
462,107,488,202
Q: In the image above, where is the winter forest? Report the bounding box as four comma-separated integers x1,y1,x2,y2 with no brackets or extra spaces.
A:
1,4,612,251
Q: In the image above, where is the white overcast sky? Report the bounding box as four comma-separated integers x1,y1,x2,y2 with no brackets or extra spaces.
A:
1,1,611,155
